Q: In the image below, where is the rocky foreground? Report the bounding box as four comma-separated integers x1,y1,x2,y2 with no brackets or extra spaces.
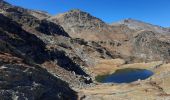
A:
0,0,170,100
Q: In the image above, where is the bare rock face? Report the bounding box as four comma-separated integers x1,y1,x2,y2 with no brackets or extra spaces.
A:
0,14,48,64
0,53,77,100
36,19,70,36
112,18,170,34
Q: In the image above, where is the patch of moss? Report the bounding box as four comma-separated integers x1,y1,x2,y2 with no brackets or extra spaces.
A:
95,74,110,82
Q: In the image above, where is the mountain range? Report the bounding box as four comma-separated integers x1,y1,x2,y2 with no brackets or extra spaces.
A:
0,0,170,99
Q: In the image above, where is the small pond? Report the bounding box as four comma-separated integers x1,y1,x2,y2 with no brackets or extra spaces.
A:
95,68,154,83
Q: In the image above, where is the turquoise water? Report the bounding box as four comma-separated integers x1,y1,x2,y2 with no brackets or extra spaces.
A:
95,68,153,83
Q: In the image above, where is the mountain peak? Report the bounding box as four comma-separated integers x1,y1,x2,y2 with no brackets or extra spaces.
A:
50,9,106,31
0,0,12,9
118,18,148,24
53,9,98,21
65,9,93,16
49,9,124,41
68,9,83,13
123,18,137,21
0,0,9,4
112,18,170,34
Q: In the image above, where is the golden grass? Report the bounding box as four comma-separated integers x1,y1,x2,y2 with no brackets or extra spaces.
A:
78,61,170,100
89,59,162,76
89,59,125,75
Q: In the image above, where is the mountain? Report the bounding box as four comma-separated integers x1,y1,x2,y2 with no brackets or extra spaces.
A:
49,9,135,41
0,5,77,100
0,0,116,95
132,30,170,61
0,1,86,99
1,0,170,99
168,27,170,31
0,0,69,37
0,0,50,19
112,18,170,34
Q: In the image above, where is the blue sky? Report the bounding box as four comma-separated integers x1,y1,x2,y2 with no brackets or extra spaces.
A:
5,0,170,27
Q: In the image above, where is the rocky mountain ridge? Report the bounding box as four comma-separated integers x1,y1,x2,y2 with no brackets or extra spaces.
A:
112,18,170,34
0,13,78,99
49,9,135,41
49,9,170,63
0,0,170,99
0,0,116,89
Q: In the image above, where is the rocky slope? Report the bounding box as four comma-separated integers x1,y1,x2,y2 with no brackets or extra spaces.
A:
49,9,170,63
132,31,170,62
50,9,135,41
0,4,77,99
0,53,77,100
0,0,118,90
0,1,69,37
0,0,50,20
0,1,90,99
112,18,170,34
